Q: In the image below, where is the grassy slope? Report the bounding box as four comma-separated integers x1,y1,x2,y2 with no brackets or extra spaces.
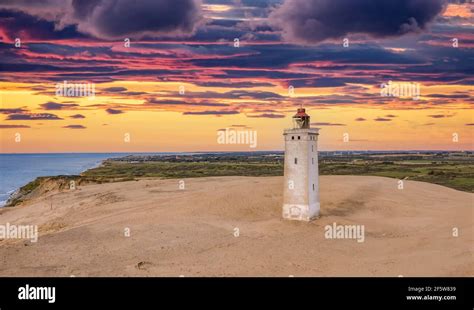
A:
81,159,474,192
7,155,472,207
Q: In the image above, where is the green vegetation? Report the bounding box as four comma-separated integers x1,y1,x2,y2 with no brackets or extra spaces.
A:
82,161,283,179
319,160,474,192
81,152,474,192
7,152,472,207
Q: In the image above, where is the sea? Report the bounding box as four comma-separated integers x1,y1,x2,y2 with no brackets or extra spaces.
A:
0,153,169,207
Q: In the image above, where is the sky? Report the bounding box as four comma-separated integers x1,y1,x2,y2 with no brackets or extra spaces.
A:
0,0,473,153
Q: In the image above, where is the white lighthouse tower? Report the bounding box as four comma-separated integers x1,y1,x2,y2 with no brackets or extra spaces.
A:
283,108,320,221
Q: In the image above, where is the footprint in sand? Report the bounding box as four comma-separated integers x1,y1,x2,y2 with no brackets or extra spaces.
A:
135,261,153,271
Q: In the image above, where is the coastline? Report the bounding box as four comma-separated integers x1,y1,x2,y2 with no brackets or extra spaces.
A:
0,151,282,207
2,150,473,208
0,152,472,276
1,159,104,207
0,153,120,207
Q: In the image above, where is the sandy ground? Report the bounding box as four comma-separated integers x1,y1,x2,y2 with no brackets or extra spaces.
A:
0,175,472,276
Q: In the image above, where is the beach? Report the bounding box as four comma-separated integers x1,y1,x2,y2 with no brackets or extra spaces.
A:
0,175,472,276
0,153,123,206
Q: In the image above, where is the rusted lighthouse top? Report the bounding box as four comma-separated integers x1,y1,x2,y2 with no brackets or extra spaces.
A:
292,108,310,129
295,108,308,117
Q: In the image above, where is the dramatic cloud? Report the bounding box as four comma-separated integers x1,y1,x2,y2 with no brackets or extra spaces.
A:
183,110,239,116
106,108,124,114
428,114,454,118
355,117,366,121
63,124,86,129
0,124,30,128
247,113,285,118
6,113,63,120
426,94,470,99
147,98,229,107
194,81,275,88
1,9,86,42
0,0,471,125
0,108,29,114
374,117,392,122
270,0,446,43
69,114,86,119
102,87,127,93
40,101,79,110
311,122,346,126
0,0,203,40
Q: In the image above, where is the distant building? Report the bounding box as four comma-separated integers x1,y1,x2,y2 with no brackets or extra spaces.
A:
282,108,320,221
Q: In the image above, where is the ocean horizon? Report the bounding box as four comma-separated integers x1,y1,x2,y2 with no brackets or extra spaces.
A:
1,150,470,206
0,152,182,207
0,151,252,206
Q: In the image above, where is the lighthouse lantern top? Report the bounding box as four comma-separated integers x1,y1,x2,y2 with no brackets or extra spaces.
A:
292,108,310,129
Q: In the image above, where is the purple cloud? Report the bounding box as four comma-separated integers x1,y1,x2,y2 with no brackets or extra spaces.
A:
247,113,285,118
102,87,127,92
0,0,203,40
63,124,86,129
69,114,86,119
428,114,454,118
40,101,79,110
0,108,29,114
183,111,240,116
0,124,31,128
6,113,63,120
311,122,346,126
374,117,392,122
106,108,124,114
270,0,445,44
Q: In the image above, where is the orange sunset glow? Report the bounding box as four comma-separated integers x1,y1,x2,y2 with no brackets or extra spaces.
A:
0,0,473,153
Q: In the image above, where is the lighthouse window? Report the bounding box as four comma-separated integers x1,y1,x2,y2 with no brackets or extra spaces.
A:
313,184,315,191
291,136,294,140
294,158,297,164
312,145,314,152
312,158,314,165
298,136,301,140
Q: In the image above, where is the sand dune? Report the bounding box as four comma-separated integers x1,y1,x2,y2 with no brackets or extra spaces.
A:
0,176,472,276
